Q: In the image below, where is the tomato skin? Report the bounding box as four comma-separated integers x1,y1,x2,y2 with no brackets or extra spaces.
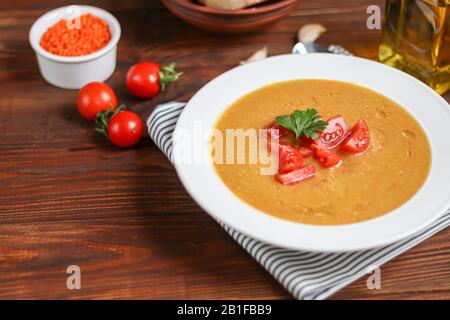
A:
278,144,304,174
314,115,349,149
107,111,144,148
265,121,291,153
298,147,313,158
265,121,289,139
299,135,313,147
275,165,316,185
126,62,161,99
312,145,342,168
341,119,370,154
77,82,117,121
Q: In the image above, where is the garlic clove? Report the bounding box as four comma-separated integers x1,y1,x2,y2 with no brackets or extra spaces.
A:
298,23,327,43
240,47,268,65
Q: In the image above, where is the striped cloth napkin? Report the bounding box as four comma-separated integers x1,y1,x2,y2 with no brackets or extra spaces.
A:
147,101,450,300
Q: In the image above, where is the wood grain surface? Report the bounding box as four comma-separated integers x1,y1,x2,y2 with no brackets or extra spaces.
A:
0,0,449,300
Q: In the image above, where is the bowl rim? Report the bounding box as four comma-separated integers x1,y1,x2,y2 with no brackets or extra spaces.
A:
168,0,300,15
173,53,450,252
29,5,121,64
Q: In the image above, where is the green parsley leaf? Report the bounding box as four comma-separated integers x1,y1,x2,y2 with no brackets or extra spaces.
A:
275,108,328,140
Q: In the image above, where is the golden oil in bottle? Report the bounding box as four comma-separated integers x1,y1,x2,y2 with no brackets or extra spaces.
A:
379,0,449,95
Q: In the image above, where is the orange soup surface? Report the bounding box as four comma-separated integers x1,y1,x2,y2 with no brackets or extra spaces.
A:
213,80,431,225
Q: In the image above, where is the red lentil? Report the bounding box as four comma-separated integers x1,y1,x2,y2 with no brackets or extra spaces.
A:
40,13,111,57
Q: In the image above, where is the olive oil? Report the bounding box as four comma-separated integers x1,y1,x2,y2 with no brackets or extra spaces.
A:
379,0,449,94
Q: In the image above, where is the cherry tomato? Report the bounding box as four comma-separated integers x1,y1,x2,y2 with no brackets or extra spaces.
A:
341,119,370,154
107,111,144,148
77,82,117,121
126,62,182,99
126,62,161,99
312,145,342,168
278,144,304,174
275,165,316,186
314,115,349,149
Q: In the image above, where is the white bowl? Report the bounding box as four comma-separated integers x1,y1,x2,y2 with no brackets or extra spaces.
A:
173,53,450,252
29,5,121,90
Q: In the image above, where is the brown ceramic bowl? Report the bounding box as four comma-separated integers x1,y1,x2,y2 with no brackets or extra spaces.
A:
161,0,301,33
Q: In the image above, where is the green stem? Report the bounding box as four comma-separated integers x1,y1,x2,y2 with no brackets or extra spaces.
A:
95,105,127,139
159,62,183,92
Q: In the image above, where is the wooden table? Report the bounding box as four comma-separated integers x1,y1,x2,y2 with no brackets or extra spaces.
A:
0,0,449,300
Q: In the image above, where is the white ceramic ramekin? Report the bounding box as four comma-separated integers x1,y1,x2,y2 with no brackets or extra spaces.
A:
29,5,121,90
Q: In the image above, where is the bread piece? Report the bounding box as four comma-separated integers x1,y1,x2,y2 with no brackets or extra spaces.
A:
199,0,270,10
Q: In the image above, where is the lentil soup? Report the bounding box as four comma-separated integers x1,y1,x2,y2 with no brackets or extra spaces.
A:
213,80,431,225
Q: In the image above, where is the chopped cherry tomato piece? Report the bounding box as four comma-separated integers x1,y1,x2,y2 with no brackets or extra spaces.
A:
299,135,313,147
265,121,291,151
275,165,316,186
298,147,313,158
313,145,342,168
278,144,304,174
265,121,289,139
341,119,370,154
314,115,349,149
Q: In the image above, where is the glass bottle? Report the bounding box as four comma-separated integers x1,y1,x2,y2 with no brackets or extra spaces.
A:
379,0,449,95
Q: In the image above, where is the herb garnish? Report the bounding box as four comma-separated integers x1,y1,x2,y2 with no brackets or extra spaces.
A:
276,108,328,140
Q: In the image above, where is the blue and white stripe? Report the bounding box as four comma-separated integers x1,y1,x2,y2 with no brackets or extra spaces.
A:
147,102,185,163
148,101,450,300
